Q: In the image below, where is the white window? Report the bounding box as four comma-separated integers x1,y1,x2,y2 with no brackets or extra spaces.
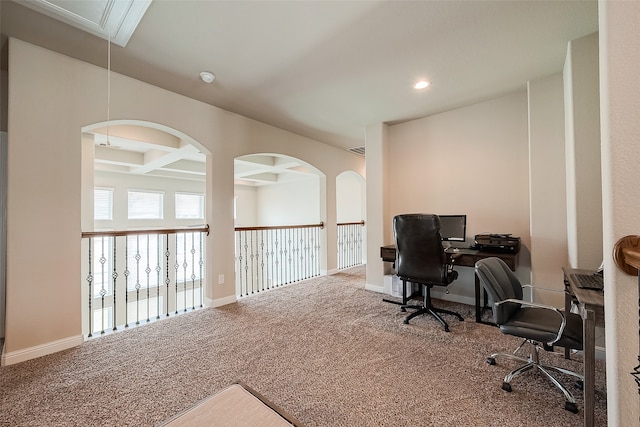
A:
94,188,114,220
128,190,164,219
175,192,204,219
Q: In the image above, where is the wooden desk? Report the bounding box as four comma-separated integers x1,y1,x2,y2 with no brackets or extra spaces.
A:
562,267,605,427
380,245,519,323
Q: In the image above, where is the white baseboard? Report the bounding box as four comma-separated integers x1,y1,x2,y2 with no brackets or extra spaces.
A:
209,294,237,308
1,334,84,366
365,283,385,293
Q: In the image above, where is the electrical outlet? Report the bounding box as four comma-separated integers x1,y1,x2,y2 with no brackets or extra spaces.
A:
218,274,224,285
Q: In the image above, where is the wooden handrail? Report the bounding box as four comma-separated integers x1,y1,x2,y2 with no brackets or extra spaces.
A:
82,224,210,239
613,235,640,275
337,220,365,226
623,248,640,271
235,222,324,232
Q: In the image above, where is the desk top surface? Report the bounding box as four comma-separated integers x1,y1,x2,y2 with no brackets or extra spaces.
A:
380,244,519,270
563,267,605,308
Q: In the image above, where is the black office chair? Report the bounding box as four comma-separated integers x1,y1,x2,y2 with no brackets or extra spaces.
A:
393,214,463,332
475,257,584,413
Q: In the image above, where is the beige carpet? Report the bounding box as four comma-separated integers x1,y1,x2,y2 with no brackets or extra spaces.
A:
0,266,606,426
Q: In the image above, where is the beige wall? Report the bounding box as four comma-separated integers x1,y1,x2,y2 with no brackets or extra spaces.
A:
380,92,531,303
599,1,640,424
364,123,389,292
527,73,569,306
564,32,603,270
3,38,364,364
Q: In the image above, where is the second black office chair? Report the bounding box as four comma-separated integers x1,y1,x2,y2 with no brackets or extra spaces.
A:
393,214,463,332
475,257,584,413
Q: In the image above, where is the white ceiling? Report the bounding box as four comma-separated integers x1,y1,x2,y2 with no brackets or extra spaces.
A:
1,0,598,161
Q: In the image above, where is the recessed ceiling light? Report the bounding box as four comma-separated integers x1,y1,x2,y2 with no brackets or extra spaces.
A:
414,80,430,89
200,71,215,83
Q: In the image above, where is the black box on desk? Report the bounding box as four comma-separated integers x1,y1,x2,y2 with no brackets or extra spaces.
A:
474,234,521,254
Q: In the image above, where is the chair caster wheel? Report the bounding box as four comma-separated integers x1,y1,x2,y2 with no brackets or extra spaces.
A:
576,380,584,390
401,308,406,312
487,357,496,365
564,401,578,413
403,319,409,324
501,382,512,392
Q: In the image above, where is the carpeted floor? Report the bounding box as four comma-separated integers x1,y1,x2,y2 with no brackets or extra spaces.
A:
0,266,606,426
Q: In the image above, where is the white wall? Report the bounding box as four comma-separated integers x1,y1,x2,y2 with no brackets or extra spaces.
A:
527,74,569,306
336,171,365,223
256,177,320,226
564,32,603,270
4,38,364,364
364,123,389,292
234,185,257,227
384,92,531,302
599,1,640,424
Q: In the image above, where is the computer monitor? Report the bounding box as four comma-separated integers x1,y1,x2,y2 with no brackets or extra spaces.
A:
438,215,467,242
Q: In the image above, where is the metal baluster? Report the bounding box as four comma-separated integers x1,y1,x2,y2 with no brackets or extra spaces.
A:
266,229,272,289
250,231,255,293
236,231,242,296
87,237,93,338
315,227,320,276
276,230,281,287
199,232,204,307
190,232,196,310
286,228,292,284
124,238,130,328
99,237,106,334
165,234,170,317
297,228,302,282
174,236,179,314
304,229,313,277
156,234,161,319
244,230,250,295
135,235,141,325
146,235,151,322
182,233,188,312
112,236,118,331
260,230,266,290
338,225,343,270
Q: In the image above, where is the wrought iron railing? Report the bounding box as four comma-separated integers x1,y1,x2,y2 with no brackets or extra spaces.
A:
337,220,365,270
234,223,323,297
81,225,209,337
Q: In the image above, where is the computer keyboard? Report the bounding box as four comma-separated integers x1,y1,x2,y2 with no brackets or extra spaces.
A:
570,273,604,291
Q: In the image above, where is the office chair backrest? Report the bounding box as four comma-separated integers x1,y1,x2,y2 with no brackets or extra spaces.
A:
393,214,448,284
475,257,523,325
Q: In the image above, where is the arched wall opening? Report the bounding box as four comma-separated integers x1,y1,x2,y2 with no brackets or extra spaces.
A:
233,153,326,295
80,120,211,335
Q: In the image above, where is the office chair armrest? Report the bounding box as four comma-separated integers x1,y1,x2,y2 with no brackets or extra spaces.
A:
496,298,567,345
